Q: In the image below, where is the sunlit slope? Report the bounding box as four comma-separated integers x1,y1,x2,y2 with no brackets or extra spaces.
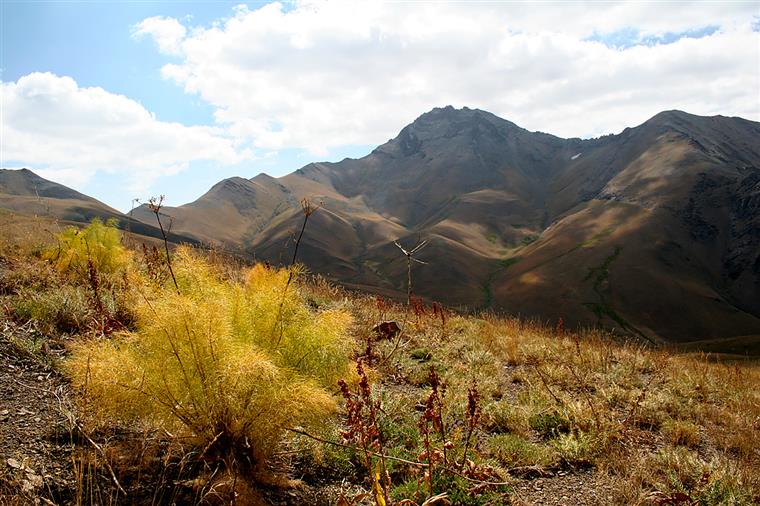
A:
120,108,760,345
494,117,760,343
0,168,197,244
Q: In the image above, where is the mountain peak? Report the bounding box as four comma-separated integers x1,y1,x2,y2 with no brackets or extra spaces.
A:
0,168,94,201
204,176,257,197
646,109,696,125
1,167,38,179
374,106,524,158
411,105,514,127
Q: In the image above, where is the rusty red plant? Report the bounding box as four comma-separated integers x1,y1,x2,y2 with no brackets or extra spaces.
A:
410,295,426,320
460,380,481,469
431,301,446,328
337,360,390,506
416,366,450,498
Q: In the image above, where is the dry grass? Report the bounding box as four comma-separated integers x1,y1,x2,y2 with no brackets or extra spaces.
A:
1,224,758,504
336,295,760,504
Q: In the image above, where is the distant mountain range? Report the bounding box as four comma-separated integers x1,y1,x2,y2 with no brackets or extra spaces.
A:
3,107,759,349
0,168,197,244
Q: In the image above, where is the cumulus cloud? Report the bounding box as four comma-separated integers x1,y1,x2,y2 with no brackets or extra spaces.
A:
132,16,187,55
144,1,759,151
1,72,247,192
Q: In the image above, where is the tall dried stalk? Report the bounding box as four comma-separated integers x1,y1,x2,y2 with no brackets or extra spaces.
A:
460,380,481,469
147,196,179,293
393,239,428,305
272,198,321,346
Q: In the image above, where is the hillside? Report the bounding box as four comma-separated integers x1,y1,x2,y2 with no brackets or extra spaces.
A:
0,223,758,505
128,108,760,347
0,168,199,245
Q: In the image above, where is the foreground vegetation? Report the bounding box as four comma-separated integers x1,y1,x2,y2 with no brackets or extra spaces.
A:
1,214,758,505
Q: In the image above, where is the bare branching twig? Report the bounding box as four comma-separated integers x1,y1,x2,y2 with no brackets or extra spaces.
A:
148,196,179,293
394,238,428,305
271,198,322,346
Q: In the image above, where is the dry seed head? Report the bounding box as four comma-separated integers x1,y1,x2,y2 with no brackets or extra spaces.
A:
300,198,323,217
466,381,481,429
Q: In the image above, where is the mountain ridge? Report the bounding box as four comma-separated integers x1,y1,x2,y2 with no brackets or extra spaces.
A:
0,168,200,245
3,107,759,347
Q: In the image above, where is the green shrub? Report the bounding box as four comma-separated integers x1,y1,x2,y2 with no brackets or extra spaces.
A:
65,247,354,475
410,348,432,362
550,431,596,465
392,473,508,505
482,400,528,434
484,434,552,467
529,410,570,439
13,285,93,334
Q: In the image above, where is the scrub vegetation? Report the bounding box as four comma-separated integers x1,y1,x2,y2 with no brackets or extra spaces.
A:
0,216,758,505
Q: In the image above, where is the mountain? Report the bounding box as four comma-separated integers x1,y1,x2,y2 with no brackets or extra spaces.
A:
13,107,760,348
0,168,198,244
130,174,297,247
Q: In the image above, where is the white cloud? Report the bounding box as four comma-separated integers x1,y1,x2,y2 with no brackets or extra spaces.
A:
1,72,247,192
142,1,758,151
132,16,187,55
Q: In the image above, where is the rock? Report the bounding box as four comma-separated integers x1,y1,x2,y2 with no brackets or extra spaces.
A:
7,457,22,469
21,473,43,494
372,320,401,340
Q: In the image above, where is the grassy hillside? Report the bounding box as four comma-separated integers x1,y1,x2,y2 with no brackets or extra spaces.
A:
0,218,758,505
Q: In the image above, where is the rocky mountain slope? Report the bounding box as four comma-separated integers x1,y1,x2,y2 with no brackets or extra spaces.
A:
128,107,760,346
6,107,759,346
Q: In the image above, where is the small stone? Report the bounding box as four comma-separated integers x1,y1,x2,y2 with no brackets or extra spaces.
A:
372,320,401,340
37,375,44,381
26,473,43,486
7,458,22,469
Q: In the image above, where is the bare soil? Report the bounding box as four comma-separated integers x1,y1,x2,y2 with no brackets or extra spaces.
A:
0,321,75,505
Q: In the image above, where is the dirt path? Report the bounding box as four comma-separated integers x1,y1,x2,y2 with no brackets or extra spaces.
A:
0,321,74,504
510,468,616,505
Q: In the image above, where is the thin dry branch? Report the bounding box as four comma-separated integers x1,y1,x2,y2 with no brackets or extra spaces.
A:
148,195,179,293
287,427,428,468
393,239,429,304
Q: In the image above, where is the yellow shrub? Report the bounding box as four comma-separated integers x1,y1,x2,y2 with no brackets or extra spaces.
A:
45,218,131,280
66,247,354,472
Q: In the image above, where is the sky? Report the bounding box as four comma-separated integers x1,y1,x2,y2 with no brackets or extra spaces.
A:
1,1,759,212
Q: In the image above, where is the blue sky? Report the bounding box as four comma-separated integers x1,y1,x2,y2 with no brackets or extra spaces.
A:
3,1,230,125
2,1,373,210
2,1,758,212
